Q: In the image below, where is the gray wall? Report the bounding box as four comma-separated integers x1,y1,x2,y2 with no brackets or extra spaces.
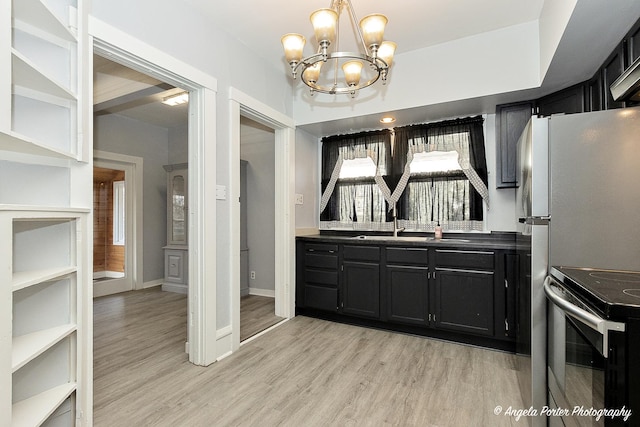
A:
240,123,275,293
168,124,188,164
94,114,169,283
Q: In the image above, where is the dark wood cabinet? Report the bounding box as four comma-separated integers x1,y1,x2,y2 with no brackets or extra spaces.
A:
298,242,339,312
495,101,533,188
342,261,380,319
585,74,603,112
296,238,519,351
433,248,496,337
433,268,494,336
386,247,430,326
602,43,626,110
342,245,380,319
537,83,585,116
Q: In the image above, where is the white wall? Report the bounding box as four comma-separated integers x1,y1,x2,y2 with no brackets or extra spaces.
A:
294,128,319,232
94,114,169,282
241,134,275,293
91,0,294,330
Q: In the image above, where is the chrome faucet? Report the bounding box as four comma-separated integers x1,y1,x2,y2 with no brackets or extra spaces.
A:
392,205,405,237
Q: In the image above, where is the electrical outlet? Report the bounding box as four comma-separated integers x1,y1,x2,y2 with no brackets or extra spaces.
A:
250,271,256,280
295,193,304,205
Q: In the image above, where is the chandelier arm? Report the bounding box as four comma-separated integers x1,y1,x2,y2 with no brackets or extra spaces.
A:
344,0,370,55
333,1,341,90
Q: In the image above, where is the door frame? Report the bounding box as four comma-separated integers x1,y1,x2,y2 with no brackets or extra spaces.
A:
89,17,218,365
92,152,143,296
229,88,296,352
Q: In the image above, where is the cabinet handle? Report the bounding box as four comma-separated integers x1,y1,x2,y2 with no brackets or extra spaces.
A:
329,250,335,253
435,249,494,255
436,267,494,275
308,249,315,252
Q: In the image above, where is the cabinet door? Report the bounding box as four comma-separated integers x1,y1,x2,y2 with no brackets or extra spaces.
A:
167,169,188,246
342,261,380,319
537,83,585,116
602,43,626,110
433,268,495,336
495,102,533,188
386,265,429,326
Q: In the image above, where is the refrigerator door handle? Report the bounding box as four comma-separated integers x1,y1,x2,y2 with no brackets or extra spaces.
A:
519,216,551,225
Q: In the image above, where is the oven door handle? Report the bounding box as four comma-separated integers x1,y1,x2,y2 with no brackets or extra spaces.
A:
544,276,625,358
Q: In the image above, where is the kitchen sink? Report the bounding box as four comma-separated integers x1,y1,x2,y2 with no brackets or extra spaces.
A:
351,235,434,242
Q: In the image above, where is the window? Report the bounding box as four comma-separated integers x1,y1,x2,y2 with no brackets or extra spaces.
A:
113,181,125,245
320,130,392,229
320,117,488,232
394,117,488,231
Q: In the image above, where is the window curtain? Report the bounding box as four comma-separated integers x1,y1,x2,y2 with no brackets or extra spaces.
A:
393,116,488,226
320,129,392,227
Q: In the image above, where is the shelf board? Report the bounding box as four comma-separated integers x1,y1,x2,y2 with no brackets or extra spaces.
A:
12,0,76,43
12,50,76,100
12,266,76,292
0,129,77,160
12,324,76,372
0,205,90,214
11,382,76,427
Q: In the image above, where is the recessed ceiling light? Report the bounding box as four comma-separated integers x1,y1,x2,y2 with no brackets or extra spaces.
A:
380,116,396,124
162,92,189,106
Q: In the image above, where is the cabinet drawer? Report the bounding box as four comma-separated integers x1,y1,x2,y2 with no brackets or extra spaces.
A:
305,253,338,269
386,247,428,266
305,243,338,254
305,268,338,286
343,245,380,261
435,249,494,270
305,285,338,312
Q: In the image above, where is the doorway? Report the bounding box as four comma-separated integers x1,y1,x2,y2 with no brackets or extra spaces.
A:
239,116,284,341
92,166,127,291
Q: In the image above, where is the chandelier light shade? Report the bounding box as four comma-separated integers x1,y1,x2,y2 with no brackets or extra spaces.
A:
281,0,396,97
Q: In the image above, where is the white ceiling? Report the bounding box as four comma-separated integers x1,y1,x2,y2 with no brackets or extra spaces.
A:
185,0,545,73
93,0,640,137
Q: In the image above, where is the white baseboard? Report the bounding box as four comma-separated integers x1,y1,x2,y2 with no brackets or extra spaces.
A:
93,270,125,279
249,288,275,298
143,279,164,289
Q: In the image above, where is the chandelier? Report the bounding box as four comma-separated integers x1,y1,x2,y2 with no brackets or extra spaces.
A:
281,0,396,97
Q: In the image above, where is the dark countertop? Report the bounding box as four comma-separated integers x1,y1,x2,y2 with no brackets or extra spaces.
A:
297,232,524,250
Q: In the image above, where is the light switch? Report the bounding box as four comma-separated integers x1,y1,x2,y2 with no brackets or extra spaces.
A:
295,193,304,205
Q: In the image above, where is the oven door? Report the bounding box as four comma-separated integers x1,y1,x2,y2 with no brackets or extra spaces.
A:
544,277,625,427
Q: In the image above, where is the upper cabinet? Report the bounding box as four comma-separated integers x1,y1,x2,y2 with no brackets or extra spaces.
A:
602,42,626,110
0,0,82,161
165,165,188,247
495,101,533,188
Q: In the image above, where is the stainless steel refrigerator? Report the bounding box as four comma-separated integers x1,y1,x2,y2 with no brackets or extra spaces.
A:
515,106,640,426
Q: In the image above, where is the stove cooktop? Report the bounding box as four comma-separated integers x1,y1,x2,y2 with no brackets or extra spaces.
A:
550,266,640,320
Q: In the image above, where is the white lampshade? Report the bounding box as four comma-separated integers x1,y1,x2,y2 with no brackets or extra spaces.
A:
281,33,306,63
359,14,387,49
310,8,338,45
378,41,396,67
342,61,363,86
302,62,323,83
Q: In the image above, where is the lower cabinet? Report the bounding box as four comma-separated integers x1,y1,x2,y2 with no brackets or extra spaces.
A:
296,239,518,349
342,261,379,319
386,265,429,326
433,268,494,336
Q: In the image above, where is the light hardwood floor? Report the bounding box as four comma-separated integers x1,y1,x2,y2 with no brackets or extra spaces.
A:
94,288,524,426
240,294,284,341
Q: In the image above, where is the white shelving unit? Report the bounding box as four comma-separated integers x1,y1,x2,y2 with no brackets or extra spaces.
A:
0,0,90,425
1,0,79,160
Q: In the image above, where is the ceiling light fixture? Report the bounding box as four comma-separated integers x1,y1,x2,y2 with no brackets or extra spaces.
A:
380,116,396,124
162,92,189,106
281,0,396,98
